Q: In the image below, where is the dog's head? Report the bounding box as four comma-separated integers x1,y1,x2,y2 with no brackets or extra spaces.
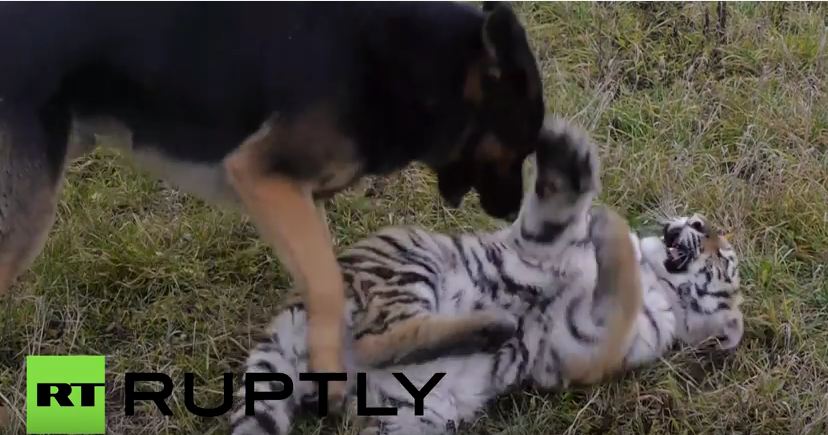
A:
436,2,544,220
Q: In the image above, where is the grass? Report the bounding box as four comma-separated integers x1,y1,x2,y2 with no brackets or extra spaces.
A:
2,2,828,434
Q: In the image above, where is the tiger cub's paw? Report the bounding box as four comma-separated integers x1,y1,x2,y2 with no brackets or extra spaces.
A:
534,117,601,205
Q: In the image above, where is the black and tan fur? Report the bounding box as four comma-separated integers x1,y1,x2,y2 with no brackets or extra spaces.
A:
0,2,546,410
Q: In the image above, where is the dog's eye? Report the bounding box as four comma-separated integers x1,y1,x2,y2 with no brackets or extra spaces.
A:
690,221,704,232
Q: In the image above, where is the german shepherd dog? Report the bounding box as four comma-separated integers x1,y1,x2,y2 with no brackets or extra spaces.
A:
0,2,544,408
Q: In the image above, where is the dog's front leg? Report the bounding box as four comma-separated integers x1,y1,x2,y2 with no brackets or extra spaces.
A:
225,145,347,412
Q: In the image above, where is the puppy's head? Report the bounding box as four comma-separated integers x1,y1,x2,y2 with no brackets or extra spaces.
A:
436,2,544,220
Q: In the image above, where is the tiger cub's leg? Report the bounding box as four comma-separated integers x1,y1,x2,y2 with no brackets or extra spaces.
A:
526,118,643,386
562,205,644,385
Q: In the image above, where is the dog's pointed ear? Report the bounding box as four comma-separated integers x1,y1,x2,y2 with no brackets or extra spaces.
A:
481,3,540,98
482,1,502,13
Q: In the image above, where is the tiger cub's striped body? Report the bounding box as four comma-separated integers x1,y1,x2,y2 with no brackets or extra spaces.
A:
230,119,744,435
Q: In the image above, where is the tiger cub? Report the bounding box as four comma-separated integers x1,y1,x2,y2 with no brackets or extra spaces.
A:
230,118,744,435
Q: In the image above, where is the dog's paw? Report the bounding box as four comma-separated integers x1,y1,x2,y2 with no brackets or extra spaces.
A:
325,381,348,415
299,379,347,417
357,417,382,435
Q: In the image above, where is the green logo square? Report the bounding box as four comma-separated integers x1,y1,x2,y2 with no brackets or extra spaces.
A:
26,355,106,434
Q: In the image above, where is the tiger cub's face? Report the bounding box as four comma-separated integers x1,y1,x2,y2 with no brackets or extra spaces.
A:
642,214,744,350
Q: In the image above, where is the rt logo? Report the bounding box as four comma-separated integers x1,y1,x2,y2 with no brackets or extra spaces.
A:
26,355,106,434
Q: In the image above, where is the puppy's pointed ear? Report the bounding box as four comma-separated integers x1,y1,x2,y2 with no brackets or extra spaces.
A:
481,3,541,98
482,1,502,13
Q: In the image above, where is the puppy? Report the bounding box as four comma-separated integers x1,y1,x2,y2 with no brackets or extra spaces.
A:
0,2,544,408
